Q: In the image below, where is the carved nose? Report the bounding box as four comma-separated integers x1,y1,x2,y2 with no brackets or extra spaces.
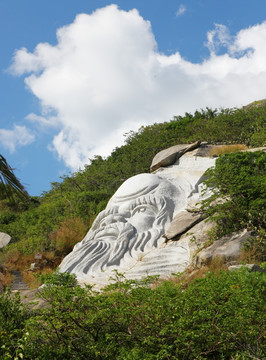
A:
100,214,127,227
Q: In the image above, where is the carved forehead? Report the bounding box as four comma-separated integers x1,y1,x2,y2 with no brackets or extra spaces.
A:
107,173,164,207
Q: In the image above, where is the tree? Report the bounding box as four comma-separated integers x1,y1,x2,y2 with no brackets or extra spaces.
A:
201,151,266,261
0,155,29,201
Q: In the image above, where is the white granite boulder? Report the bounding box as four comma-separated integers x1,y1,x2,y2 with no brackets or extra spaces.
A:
59,145,217,287
0,232,11,249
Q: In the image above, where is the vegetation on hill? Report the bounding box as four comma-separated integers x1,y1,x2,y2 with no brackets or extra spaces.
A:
1,268,265,359
201,150,265,261
0,102,265,359
0,103,265,276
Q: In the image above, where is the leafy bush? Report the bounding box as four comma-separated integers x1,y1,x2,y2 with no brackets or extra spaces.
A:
0,290,29,359
1,103,265,269
202,151,265,243
20,269,265,359
38,269,77,287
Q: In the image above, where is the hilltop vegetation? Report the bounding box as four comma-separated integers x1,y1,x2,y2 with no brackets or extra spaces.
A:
0,103,265,276
0,102,265,359
1,268,265,359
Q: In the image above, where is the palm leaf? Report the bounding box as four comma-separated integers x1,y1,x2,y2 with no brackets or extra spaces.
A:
0,155,30,201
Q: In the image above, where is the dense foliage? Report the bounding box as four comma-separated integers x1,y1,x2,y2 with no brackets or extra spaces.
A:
0,103,265,359
0,289,29,359
201,151,266,260
0,103,265,267
0,269,265,359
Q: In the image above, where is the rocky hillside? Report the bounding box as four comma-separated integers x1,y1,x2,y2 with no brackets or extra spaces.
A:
0,102,265,286
0,102,265,360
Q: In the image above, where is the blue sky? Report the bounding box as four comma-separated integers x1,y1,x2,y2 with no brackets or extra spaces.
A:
1,0,266,196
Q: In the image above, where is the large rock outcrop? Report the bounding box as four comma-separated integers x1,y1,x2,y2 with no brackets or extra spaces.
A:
60,143,259,288
60,143,216,287
195,229,254,266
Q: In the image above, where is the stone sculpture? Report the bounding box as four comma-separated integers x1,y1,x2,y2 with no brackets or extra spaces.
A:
60,146,216,287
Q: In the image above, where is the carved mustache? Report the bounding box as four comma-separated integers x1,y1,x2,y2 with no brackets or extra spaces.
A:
86,221,136,243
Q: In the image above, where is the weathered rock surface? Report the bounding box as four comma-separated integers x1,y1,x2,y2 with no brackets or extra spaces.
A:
228,264,266,273
59,142,263,288
164,211,202,240
195,229,254,266
150,141,201,172
0,232,11,249
177,218,216,260
241,146,266,153
60,145,217,288
11,289,47,310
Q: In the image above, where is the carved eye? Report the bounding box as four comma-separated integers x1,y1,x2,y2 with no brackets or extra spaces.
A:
132,205,147,215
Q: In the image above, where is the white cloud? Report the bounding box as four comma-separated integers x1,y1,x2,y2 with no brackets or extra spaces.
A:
10,5,266,170
176,5,186,17
0,125,35,153
26,113,59,129
206,24,231,55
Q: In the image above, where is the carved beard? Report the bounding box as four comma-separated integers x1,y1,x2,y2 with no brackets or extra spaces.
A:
59,221,165,277
60,193,172,279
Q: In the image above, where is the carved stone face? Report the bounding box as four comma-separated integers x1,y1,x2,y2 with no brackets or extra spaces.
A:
59,152,216,286
59,173,187,282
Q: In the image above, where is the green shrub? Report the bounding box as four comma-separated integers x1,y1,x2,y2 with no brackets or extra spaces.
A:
202,151,266,256
1,104,265,264
0,289,29,359
21,269,265,359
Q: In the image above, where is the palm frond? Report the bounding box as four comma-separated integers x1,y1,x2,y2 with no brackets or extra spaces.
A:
0,155,30,201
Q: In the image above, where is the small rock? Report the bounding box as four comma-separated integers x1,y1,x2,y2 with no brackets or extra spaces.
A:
0,232,11,249
30,263,36,271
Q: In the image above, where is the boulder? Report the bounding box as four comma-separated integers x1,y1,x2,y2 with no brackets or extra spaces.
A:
176,218,216,259
193,142,216,157
241,146,266,153
196,229,254,266
60,147,217,287
0,232,11,249
14,290,47,310
164,211,202,240
228,264,266,273
150,141,201,172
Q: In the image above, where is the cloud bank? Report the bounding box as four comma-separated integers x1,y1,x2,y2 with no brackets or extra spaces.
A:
10,5,266,169
0,125,35,153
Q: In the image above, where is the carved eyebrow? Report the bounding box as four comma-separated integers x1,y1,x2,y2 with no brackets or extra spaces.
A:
128,194,160,212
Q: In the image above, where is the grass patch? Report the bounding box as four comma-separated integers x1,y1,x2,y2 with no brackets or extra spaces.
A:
209,144,248,157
